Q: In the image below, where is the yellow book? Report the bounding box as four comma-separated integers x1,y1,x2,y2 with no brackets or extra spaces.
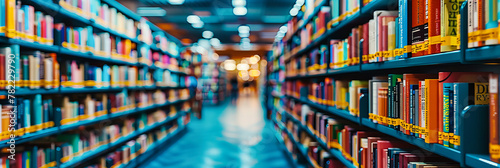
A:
5,0,16,38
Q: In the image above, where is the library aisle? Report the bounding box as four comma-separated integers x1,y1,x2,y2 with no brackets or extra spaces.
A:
144,93,293,168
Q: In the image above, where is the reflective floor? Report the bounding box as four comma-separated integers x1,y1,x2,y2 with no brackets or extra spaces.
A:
144,92,294,168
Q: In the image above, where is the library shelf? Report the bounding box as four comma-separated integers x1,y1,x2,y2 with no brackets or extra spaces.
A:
465,154,500,168
150,45,180,58
284,0,327,42
286,95,360,124
466,45,500,62
271,91,285,99
281,110,357,168
285,0,397,63
4,86,188,95
285,65,361,80
360,119,461,163
58,47,138,66
0,97,193,149
59,110,189,168
361,51,462,71
274,118,318,168
119,125,187,168
273,124,300,167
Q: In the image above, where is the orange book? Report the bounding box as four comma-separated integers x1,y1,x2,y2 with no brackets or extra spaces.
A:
425,79,439,143
427,0,441,54
411,0,427,57
378,88,386,125
490,74,499,162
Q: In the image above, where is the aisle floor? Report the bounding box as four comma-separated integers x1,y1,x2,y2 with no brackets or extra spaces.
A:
143,93,294,168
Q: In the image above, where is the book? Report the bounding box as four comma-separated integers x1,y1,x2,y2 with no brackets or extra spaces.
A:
441,0,460,52
490,74,500,162
425,79,439,143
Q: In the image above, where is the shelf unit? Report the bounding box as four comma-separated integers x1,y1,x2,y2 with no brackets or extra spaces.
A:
0,0,195,167
267,0,500,167
60,110,190,168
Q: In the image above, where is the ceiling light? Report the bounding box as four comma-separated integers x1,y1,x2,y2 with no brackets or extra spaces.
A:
224,60,236,71
233,6,247,16
187,15,201,23
293,4,302,9
241,38,250,43
192,22,204,28
249,70,260,77
232,0,246,7
289,8,299,16
210,38,221,46
238,25,250,34
137,7,166,17
168,0,185,5
239,32,250,38
202,31,214,38
279,25,287,33
296,0,305,6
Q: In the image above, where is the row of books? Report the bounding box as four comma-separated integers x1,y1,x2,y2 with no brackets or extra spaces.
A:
283,72,500,162
295,7,331,51
281,105,460,168
0,106,187,168
5,2,55,44
59,0,180,54
0,89,190,139
59,0,137,39
286,44,328,76
86,123,181,168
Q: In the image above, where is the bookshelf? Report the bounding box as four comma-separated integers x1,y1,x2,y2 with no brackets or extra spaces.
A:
199,62,226,105
0,0,195,167
267,0,500,168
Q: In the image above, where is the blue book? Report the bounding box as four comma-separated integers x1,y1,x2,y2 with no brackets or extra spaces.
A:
31,146,38,168
36,12,43,39
43,100,49,125
17,98,24,130
453,83,474,150
23,5,29,39
87,26,94,49
34,94,42,128
23,99,31,130
395,17,400,59
443,83,453,147
398,0,411,59
0,0,5,36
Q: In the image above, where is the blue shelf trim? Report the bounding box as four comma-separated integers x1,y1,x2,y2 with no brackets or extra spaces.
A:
273,124,300,168
280,109,358,168
286,95,359,124
59,110,188,168
273,119,317,168
361,119,462,163
4,86,187,95
0,98,192,149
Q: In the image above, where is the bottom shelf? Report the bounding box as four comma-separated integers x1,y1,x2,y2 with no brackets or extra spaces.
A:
273,119,319,168
119,125,188,168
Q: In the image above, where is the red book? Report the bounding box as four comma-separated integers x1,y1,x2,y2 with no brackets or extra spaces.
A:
478,0,484,47
362,23,369,64
348,36,353,66
438,72,491,144
427,0,441,54
356,131,381,166
367,137,382,168
403,74,437,135
411,0,427,57
376,140,412,168
0,54,5,85
41,18,46,40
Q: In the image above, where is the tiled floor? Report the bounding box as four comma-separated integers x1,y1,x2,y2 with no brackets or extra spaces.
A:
143,93,294,168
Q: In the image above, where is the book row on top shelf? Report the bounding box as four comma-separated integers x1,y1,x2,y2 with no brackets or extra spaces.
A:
272,0,500,78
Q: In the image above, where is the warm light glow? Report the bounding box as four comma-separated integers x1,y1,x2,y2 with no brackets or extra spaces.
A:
251,63,259,69
224,60,236,71
249,70,260,77
202,31,214,39
233,6,247,16
249,57,259,64
212,53,219,61
237,63,250,71
253,55,260,61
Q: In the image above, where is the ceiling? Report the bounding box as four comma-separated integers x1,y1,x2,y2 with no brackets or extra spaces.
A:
117,0,295,45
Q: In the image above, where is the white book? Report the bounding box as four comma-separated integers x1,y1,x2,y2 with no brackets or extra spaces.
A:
44,58,52,89
95,67,102,88
368,19,376,63
420,80,426,139
387,20,396,61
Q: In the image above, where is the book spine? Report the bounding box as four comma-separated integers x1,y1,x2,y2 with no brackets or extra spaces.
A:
428,0,441,54
425,79,438,143
493,74,500,161
441,0,460,52
485,0,498,45
443,83,453,147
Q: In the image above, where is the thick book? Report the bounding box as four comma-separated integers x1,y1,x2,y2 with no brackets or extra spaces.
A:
425,79,439,143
